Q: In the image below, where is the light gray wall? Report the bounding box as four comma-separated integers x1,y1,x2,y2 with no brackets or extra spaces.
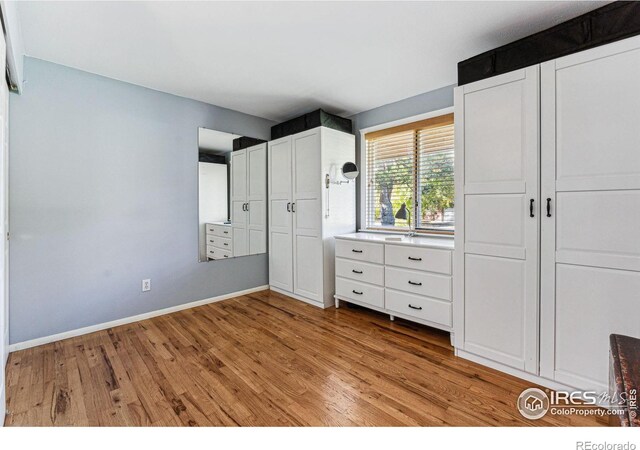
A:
9,58,276,344
349,85,455,229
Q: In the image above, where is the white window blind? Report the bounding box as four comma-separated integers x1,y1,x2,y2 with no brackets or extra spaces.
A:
365,114,454,233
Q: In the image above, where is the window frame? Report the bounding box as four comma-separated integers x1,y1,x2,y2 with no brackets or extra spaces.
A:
359,107,454,236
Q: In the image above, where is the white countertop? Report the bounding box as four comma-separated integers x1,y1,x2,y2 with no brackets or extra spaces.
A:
335,232,454,250
208,221,232,226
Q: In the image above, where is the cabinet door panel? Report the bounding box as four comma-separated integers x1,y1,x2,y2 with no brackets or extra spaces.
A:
231,201,247,227
294,235,322,302
464,194,526,259
247,199,265,229
464,254,527,370
232,227,247,257
231,150,247,201
269,139,292,200
293,198,320,237
556,190,640,271
464,74,527,193
270,230,293,291
456,66,539,374
247,144,267,199
231,149,248,254
268,139,293,291
555,47,640,191
249,229,266,255
293,130,321,199
247,144,267,255
292,130,322,302
270,200,291,230
554,264,640,392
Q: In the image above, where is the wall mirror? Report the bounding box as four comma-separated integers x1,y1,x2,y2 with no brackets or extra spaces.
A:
198,128,268,262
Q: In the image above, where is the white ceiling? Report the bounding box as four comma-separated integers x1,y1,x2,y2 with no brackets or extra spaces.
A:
17,1,609,121
198,127,239,153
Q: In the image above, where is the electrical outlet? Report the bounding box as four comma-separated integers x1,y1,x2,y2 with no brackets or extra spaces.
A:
142,279,151,292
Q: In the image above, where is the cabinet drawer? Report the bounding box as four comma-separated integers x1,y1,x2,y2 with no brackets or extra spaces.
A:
207,245,231,260
206,224,233,238
385,245,451,274
385,266,451,301
336,277,384,308
205,235,232,251
385,289,451,327
335,239,384,264
335,258,384,286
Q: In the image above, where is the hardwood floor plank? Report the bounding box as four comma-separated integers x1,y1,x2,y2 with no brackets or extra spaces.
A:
4,289,607,427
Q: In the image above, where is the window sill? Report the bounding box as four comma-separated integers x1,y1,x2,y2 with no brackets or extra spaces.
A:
359,228,454,240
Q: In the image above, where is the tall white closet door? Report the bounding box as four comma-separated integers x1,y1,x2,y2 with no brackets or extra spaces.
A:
455,66,540,373
268,138,294,292
540,37,640,392
247,144,267,255
292,129,322,303
231,149,248,257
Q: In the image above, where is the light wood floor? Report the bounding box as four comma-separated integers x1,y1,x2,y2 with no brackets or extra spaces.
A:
4,289,606,426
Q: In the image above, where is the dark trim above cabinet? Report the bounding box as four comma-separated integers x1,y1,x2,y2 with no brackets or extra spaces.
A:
458,1,640,86
271,109,352,140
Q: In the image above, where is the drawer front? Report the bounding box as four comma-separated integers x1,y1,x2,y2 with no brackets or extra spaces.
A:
205,235,233,251
385,266,451,300
335,239,384,264
336,277,384,308
207,245,232,260
385,244,451,274
206,224,233,238
385,289,452,327
335,258,384,286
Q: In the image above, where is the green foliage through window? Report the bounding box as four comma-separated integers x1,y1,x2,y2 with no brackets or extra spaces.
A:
365,117,454,233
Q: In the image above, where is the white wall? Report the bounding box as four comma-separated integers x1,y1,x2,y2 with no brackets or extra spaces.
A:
198,162,228,260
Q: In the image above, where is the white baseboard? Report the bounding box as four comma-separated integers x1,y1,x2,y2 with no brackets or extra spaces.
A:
455,348,576,393
0,383,5,427
269,286,327,309
9,285,269,353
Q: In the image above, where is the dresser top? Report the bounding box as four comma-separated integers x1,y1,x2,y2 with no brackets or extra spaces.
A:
335,232,454,250
207,221,231,227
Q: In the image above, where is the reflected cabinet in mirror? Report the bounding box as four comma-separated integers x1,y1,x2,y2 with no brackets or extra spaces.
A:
198,128,267,262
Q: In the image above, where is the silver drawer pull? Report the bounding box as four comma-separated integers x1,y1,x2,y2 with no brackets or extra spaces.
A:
223,255,228,258
408,256,422,261
352,249,363,253
209,240,214,243
352,269,363,274
408,304,422,310
408,281,422,286
224,231,229,234
352,290,363,295
224,243,229,246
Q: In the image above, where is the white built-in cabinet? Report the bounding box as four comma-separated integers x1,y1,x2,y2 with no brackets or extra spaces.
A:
539,37,640,393
454,35,640,393
231,143,267,257
268,127,356,308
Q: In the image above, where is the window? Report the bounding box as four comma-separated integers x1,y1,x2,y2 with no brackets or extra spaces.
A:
365,113,454,233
